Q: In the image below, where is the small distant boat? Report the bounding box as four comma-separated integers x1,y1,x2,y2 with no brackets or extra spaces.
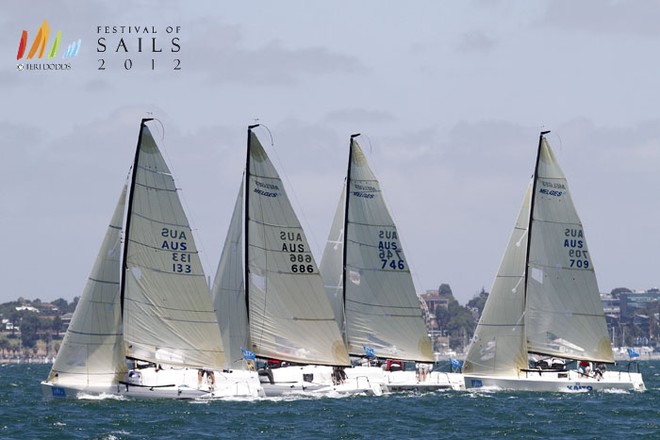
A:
320,134,464,392
41,119,263,399
212,126,381,396
462,131,645,392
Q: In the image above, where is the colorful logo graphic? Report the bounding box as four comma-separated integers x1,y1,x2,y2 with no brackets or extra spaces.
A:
16,19,81,60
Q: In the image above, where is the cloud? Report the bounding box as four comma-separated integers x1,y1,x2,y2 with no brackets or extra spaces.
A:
538,0,660,37
324,108,396,125
456,30,498,54
185,20,368,86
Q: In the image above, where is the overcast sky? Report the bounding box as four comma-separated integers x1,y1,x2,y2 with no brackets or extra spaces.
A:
1,0,659,305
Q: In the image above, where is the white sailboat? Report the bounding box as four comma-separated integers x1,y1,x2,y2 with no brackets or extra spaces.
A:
462,131,645,392
41,118,263,399
212,126,382,396
320,134,464,392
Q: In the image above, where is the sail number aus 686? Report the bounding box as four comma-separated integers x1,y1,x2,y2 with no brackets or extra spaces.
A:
290,253,314,273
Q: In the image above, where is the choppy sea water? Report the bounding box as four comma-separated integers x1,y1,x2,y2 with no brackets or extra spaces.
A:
0,362,658,439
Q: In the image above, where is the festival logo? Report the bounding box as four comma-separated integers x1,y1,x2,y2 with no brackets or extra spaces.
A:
16,19,81,71
96,25,182,71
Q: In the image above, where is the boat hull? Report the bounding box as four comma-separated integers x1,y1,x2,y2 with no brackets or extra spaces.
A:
383,370,465,392
41,367,264,399
257,364,465,395
464,369,645,392
258,365,385,396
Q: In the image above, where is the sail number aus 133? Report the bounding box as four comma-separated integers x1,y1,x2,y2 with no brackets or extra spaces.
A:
161,227,192,273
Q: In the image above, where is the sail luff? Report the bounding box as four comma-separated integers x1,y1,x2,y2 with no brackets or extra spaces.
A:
523,131,549,311
341,135,358,343
245,125,258,326
121,118,152,317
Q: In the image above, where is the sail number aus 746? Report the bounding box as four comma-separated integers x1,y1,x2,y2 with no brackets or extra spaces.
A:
378,230,406,270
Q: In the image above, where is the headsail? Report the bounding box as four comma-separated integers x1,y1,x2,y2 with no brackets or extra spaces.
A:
463,183,531,376
524,136,613,363
48,183,128,386
322,137,433,362
122,120,225,369
212,180,249,370
319,183,347,336
245,129,350,366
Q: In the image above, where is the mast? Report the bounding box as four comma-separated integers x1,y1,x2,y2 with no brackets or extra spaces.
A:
244,124,259,324
341,134,360,344
120,118,153,317
522,130,550,311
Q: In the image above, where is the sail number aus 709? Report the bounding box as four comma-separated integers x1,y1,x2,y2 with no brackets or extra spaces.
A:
564,228,590,269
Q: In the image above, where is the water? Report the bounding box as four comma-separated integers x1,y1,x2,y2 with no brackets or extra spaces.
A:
1,362,658,439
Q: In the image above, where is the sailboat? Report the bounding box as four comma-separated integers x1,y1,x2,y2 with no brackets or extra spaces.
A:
212,125,382,396
462,131,645,392
41,119,263,399
320,134,464,392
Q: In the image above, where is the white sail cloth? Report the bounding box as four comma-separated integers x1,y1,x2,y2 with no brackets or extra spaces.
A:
321,138,433,362
122,124,225,369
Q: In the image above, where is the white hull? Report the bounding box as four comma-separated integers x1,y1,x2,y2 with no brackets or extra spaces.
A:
258,365,385,397
41,367,264,400
464,369,645,392
383,370,465,392
257,364,466,396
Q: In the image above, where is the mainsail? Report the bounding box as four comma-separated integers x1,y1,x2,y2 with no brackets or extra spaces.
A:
49,184,128,386
212,180,248,369
320,136,433,362
463,132,613,376
245,127,350,366
525,136,613,363
122,120,225,369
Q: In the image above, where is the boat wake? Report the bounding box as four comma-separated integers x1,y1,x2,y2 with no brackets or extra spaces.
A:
76,393,127,401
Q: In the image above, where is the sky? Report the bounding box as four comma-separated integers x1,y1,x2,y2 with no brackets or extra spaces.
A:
1,0,659,305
